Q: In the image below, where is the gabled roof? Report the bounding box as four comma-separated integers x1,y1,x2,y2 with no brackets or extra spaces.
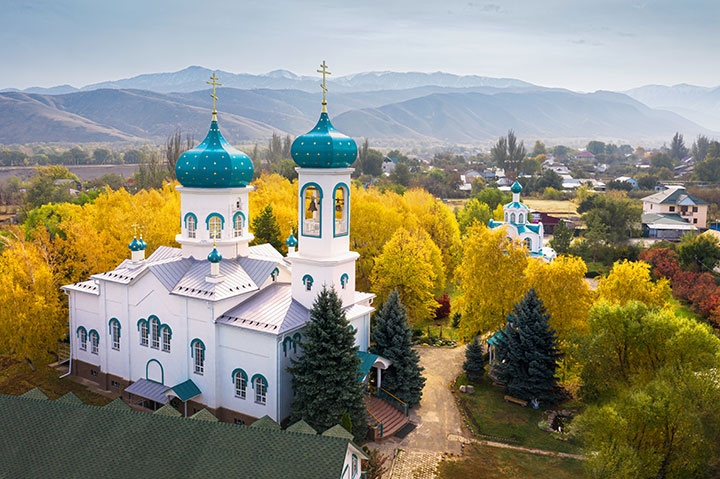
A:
166,379,201,402
251,415,282,430
104,397,132,411
322,424,354,440
62,280,99,296
642,213,697,230
0,394,355,478
641,187,709,206
190,408,218,422
20,387,48,400
56,392,83,404
286,420,317,435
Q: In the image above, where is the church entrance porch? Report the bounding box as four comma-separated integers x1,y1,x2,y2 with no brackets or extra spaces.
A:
365,392,410,440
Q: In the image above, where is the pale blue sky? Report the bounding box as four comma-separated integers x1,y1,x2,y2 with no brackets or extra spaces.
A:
2,0,718,91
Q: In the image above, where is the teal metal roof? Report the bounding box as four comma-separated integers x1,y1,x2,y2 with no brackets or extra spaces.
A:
291,111,357,168
176,119,254,188
0,394,354,479
504,201,529,210
207,247,222,264
487,330,506,346
488,219,503,229
356,350,379,381
168,379,201,402
511,180,523,193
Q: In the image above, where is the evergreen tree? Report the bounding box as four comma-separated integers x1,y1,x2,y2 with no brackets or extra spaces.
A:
288,287,367,439
494,289,563,405
549,219,573,254
369,290,426,406
463,337,485,382
250,205,283,250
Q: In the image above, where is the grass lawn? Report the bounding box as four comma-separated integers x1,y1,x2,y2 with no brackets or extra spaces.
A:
668,298,700,322
523,199,578,216
413,315,462,343
0,356,111,406
455,374,582,455
437,444,585,479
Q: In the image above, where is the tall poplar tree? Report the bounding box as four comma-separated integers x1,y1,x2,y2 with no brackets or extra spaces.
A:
370,290,426,406
494,289,563,405
288,286,367,439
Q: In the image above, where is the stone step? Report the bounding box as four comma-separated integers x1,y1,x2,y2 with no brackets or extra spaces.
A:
365,395,409,439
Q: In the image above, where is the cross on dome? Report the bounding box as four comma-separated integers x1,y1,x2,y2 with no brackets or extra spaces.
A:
207,73,222,120
317,61,331,112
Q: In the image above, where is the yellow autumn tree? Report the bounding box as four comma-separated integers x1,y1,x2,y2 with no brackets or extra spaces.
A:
0,228,64,365
525,255,593,341
351,185,413,291
249,173,298,241
400,189,460,284
371,228,444,324
493,204,504,221
597,260,671,308
458,224,528,337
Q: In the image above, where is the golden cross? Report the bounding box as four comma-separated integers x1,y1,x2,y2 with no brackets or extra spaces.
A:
317,61,331,108
131,223,139,238
207,73,222,116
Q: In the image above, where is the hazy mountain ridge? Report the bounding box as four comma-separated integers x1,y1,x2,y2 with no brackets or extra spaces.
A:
624,83,720,131
0,85,711,145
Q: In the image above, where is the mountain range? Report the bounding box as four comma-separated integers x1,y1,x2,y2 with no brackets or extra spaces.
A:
0,67,716,146
624,84,720,131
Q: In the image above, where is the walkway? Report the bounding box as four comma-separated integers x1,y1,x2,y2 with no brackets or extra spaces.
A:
366,345,467,479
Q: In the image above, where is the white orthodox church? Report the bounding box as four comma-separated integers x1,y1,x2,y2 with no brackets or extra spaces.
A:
488,180,556,261
62,73,390,427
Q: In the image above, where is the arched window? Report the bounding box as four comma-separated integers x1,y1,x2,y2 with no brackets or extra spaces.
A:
191,339,205,375
511,213,516,223
340,273,349,290
161,326,171,352
504,212,508,222
150,317,160,349
109,319,120,351
302,184,322,237
271,268,279,282
233,369,247,399
302,274,313,292
352,455,359,477
139,320,148,347
252,374,268,405
185,213,197,239
77,327,87,351
208,216,222,240
524,237,532,251
518,213,524,224
233,212,244,238
333,184,348,236
89,330,99,355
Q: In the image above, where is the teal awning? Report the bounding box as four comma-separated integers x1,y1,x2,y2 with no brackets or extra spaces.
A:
356,351,379,381
167,379,201,402
487,331,506,346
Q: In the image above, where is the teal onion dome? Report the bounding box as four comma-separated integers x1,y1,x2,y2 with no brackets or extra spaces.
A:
207,247,222,263
176,120,254,188
511,180,523,194
128,237,145,252
291,112,357,168
286,232,297,248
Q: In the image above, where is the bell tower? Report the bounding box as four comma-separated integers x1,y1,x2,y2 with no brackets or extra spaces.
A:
287,62,359,309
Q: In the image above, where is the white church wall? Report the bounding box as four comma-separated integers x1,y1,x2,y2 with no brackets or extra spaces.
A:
218,326,278,421
71,292,101,370
349,313,370,352
277,327,305,422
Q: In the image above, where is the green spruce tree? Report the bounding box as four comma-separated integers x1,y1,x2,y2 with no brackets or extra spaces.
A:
463,337,485,383
288,286,367,439
494,288,563,405
250,205,283,250
370,290,426,406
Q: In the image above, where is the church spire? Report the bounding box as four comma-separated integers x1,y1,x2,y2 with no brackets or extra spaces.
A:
207,73,222,121
317,60,331,113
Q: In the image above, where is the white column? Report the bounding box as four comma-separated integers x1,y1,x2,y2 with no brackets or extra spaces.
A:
376,366,382,392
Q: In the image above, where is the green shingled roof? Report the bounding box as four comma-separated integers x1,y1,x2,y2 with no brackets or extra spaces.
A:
154,403,182,417
190,408,219,422
56,392,83,404
20,387,48,400
0,394,354,479
104,397,132,411
322,424,354,440
251,415,281,430
286,420,317,435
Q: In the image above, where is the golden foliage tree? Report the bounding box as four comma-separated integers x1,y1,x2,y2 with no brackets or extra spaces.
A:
597,261,670,308
0,228,64,365
371,228,444,324
458,225,528,337
525,255,593,341
249,173,298,244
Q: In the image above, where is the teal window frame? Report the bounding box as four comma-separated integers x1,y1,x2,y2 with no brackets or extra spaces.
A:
282,336,294,357
332,182,350,238
301,182,323,238
161,325,172,353
149,315,160,349
108,318,121,350
352,454,358,478
302,274,313,291
232,368,248,399
145,359,164,385
292,332,302,353
340,273,349,289
88,329,99,355
232,211,245,237
76,326,87,351
511,212,516,223
251,374,268,405
271,267,279,282
191,338,206,375
184,212,198,238
137,319,149,346
205,213,225,240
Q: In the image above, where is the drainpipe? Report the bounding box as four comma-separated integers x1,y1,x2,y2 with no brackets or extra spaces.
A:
60,290,73,378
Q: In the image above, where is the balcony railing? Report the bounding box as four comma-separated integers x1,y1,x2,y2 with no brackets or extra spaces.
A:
303,220,320,236
335,219,348,235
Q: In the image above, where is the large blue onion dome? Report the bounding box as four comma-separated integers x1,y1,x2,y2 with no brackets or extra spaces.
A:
511,180,523,194
175,119,254,188
128,237,146,251
291,111,357,168
286,231,298,248
207,247,222,263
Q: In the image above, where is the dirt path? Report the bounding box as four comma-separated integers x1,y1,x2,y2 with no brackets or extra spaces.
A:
447,434,585,460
